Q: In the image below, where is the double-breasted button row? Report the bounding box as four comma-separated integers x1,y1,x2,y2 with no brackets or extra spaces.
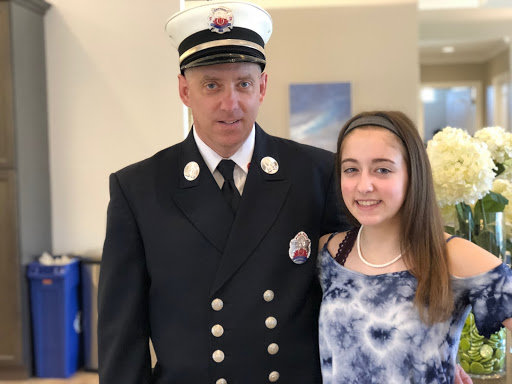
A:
210,295,279,381
211,298,225,367
264,291,279,381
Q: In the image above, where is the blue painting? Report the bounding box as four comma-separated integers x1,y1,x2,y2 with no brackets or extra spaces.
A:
289,83,351,152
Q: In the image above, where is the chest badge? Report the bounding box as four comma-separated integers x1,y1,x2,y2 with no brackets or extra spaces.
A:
184,161,200,181
289,231,311,264
208,7,233,34
260,156,279,175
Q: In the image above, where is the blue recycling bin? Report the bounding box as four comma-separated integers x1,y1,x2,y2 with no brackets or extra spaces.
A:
27,259,82,378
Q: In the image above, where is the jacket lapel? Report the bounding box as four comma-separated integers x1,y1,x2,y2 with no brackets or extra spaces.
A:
171,131,234,253
210,125,290,295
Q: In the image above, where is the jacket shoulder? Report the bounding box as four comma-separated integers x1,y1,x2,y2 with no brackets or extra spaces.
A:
270,134,334,159
113,143,181,181
269,135,336,175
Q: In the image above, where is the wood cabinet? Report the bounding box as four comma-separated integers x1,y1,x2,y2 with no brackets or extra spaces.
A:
0,0,51,379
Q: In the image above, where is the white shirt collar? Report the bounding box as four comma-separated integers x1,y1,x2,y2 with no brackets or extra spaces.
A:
193,125,255,174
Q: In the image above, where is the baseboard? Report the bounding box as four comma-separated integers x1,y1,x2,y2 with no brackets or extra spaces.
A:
0,365,30,380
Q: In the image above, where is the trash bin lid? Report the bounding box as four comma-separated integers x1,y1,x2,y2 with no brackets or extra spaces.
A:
79,255,102,264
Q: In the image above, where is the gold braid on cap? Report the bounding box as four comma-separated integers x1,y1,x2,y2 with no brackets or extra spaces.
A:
180,39,265,64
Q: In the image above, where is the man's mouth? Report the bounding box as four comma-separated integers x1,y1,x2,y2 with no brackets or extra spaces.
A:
220,119,240,124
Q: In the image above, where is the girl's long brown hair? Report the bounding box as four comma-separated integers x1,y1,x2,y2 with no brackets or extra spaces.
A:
335,111,453,324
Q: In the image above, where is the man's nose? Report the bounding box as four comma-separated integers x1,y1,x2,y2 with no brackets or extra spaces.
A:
220,87,239,111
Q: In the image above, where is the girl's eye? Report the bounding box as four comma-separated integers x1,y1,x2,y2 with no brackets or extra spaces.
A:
343,168,357,173
376,168,391,174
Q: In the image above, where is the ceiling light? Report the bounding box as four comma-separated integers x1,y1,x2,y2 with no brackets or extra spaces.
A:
442,46,455,53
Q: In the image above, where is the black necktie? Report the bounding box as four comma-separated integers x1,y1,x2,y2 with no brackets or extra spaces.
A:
217,159,241,213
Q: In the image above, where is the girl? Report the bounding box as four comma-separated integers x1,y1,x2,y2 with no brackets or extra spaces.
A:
318,111,512,383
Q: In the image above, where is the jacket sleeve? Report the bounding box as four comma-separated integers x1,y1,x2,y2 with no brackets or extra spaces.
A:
98,173,152,384
320,160,351,236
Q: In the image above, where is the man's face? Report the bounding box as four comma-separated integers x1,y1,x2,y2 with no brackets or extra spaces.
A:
178,62,267,158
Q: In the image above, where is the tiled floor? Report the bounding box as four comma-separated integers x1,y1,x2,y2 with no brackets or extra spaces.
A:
0,372,98,384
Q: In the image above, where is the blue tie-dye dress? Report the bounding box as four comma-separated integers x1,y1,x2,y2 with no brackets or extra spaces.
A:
318,235,512,384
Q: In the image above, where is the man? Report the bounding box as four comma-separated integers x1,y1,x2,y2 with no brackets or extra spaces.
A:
98,3,345,383
98,2,472,384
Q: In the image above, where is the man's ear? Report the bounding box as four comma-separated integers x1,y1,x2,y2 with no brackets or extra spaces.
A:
178,74,191,107
259,72,268,104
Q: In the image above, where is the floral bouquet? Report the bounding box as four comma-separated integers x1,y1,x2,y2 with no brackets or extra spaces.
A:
427,126,512,377
426,126,512,257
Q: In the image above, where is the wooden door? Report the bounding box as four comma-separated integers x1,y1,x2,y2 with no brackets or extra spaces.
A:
0,1,14,169
0,170,23,369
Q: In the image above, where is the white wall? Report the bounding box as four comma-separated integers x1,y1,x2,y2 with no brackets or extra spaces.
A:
259,3,419,139
45,1,183,255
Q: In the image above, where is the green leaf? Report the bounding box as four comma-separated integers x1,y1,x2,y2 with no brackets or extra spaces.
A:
478,192,508,213
444,225,455,235
495,162,505,177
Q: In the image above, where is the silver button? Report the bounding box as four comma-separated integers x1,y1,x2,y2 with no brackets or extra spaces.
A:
212,349,225,363
216,379,227,384
211,298,224,311
263,290,275,302
211,324,224,337
267,343,279,355
265,316,277,329
269,371,280,382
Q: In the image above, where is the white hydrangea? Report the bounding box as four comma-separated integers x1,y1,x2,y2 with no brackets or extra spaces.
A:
427,127,496,207
492,179,512,237
439,204,456,227
474,126,512,164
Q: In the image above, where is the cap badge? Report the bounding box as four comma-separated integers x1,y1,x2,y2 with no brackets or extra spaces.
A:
260,157,279,175
209,7,233,34
289,231,311,264
184,161,200,181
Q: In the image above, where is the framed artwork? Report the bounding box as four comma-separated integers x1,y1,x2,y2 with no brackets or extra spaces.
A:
289,82,351,152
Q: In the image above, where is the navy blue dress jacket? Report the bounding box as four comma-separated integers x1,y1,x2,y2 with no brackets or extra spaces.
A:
98,124,347,384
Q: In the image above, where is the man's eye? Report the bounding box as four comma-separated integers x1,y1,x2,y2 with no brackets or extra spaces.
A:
206,83,217,90
239,81,250,88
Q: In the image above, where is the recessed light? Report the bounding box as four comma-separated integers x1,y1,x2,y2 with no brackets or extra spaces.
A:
442,46,455,53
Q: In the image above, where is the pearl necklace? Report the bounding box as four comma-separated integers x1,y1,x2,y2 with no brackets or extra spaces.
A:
357,225,403,268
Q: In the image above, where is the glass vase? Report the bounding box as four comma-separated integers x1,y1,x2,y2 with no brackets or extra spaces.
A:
454,209,507,379
458,313,506,378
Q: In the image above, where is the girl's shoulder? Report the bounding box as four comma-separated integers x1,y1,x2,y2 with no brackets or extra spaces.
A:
320,229,357,259
446,234,502,278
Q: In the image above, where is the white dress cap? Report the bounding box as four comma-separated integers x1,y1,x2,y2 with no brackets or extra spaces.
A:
165,1,273,71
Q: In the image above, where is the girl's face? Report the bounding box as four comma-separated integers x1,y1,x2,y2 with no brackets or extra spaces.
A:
340,127,408,229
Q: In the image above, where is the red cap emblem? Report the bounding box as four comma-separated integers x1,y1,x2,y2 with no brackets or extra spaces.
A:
209,7,233,34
